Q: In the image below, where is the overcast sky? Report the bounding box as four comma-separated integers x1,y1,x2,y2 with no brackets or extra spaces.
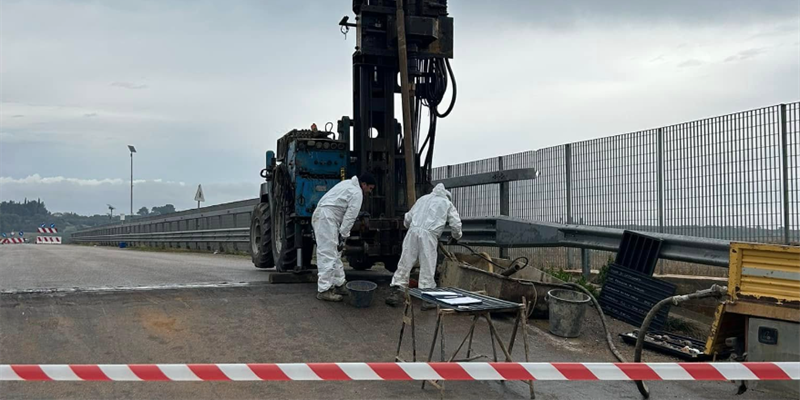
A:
1,0,798,215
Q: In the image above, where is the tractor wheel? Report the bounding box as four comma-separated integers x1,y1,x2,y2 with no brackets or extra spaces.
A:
381,256,400,273
250,202,275,269
347,255,374,271
270,167,312,272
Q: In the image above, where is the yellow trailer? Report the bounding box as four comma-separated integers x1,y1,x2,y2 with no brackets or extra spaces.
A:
705,242,799,394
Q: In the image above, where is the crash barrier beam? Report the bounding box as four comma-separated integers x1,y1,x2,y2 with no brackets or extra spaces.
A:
444,217,732,268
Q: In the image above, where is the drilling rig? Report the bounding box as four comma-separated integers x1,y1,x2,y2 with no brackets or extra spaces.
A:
249,0,455,272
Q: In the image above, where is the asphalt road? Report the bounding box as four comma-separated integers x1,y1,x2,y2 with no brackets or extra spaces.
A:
0,244,390,292
0,244,269,291
3,283,792,400
0,245,794,399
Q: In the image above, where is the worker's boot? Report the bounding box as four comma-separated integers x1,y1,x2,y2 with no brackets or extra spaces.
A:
316,288,343,302
334,283,349,296
385,287,404,307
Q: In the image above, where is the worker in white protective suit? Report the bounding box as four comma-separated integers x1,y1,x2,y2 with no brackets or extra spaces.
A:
313,173,377,302
385,183,462,308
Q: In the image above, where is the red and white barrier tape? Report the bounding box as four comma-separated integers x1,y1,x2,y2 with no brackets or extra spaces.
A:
36,236,62,244
1,238,24,244
1,362,798,382
37,227,58,234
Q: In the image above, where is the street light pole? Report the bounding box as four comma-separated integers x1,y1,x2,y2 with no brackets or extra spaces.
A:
128,145,137,217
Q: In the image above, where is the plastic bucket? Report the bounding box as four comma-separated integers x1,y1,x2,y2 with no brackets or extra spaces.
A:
346,281,377,308
546,289,591,338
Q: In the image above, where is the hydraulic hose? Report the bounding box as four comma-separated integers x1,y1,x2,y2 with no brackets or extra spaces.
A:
633,284,728,399
433,59,456,118
562,282,628,364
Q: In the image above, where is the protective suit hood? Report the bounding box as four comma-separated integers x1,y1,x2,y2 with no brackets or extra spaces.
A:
432,183,452,200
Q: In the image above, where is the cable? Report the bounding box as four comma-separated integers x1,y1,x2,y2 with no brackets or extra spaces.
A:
447,242,529,274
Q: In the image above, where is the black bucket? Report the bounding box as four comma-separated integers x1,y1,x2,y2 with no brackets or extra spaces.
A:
346,281,377,308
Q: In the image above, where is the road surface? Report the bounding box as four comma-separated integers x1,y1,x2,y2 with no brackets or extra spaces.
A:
0,244,793,399
0,244,389,292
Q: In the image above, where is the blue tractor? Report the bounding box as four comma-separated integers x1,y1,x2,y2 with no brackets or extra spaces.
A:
249,0,455,273
250,129,351,272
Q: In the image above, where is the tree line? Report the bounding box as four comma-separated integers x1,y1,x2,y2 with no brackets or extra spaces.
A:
0,199,178,236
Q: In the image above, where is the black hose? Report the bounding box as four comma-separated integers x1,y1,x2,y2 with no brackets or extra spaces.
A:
633,284,727,399
433,59,456,118
563,282,628,364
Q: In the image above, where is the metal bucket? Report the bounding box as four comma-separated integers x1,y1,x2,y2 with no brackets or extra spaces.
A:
546,289,590,338
346,281,377,308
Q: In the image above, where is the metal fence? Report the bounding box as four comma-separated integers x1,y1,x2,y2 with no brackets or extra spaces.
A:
72,103,799,271
433,103,800,246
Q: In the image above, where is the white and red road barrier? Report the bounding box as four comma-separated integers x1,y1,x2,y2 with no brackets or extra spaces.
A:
37,227,58,234
1,362,798,382
1,238,24,244
36,236,62,244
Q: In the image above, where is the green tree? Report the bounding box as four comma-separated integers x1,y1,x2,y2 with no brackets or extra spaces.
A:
137,207,150,216
151,204,176,215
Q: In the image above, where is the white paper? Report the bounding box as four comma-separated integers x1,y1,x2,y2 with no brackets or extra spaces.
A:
439,296,482,305
421,291,459,297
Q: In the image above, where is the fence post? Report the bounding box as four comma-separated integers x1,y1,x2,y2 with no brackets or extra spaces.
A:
657,128,665,234
780,104,790,245
498,156,510,258
580,218,591,278
564,144,573,269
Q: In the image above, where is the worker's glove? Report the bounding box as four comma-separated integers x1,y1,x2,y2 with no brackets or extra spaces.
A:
337,236,346,253
447,237,459,245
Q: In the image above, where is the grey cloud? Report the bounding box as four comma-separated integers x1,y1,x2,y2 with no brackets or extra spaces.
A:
11,114,24,118
83,113,98,117
678,59,704,68
111,81,148,90
457,0,798,28
725,48,769,62
1,0,797,209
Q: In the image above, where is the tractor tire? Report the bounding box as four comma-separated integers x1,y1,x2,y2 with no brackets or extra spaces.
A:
250,202,275,269
270,166,312,272
381,256,400,273
347,256,374,271
272,218,312,272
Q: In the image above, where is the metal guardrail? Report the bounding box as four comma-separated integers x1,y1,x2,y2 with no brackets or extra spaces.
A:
443,216,731,268
69,172,543,252
71,199,258,252
72,228,249,244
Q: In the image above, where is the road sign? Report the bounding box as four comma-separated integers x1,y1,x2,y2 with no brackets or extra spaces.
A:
120,213,125,221
194,185,205,202
195,184,205,209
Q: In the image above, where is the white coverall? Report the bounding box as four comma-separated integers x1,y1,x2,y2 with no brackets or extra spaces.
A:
312,176,364,293
390,183,463,289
